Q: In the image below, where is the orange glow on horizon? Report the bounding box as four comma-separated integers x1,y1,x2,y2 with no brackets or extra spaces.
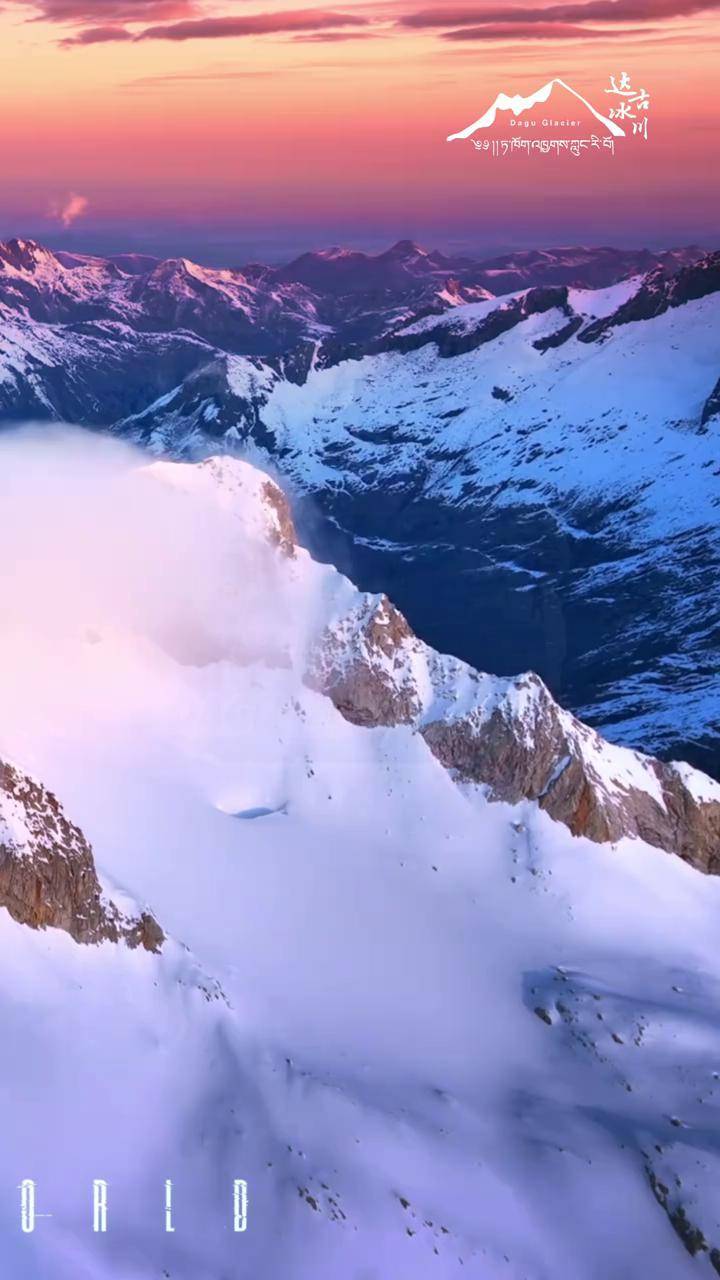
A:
0,0,718,251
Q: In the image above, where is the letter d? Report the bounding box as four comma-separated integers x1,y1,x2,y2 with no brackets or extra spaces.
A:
233,1180,248,1233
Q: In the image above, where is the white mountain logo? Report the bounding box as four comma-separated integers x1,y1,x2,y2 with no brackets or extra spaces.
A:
447,77,626,141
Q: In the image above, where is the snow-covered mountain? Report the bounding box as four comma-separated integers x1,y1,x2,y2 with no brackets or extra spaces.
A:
0,237,323,356
453,244,703,294
101,252,720,777
0,236,702,364
0,235,488,361
0,239,717,777
2,430,720,1278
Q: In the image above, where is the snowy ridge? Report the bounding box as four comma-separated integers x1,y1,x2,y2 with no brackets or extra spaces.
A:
0,237,701,375
0,237,321,354
0,236,489,363
306,588,719,866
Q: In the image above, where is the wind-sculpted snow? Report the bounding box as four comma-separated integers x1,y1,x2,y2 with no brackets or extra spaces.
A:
1,430,720,1278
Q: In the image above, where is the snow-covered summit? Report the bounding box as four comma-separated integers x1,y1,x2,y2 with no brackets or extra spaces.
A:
1,432,720,1277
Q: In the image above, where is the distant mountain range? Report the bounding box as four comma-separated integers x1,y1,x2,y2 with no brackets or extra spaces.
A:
0,236,704,360
0,236,718,776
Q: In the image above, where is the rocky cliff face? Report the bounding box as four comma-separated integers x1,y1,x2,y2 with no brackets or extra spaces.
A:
306,593,421,726
260,476,297,557
115,355,280,453
307,593,720,874
0,758,164,948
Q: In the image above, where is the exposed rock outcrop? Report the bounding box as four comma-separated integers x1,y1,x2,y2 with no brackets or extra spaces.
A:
0,759,163,949
647,1163,720,1267
532,315,584,351
375,285,573,360
306,595,421,727
307,594,720,873
261,478,296,557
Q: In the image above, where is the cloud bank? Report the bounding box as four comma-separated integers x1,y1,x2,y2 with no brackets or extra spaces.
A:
60,7,368,45
0,426,310,674
12,0,718,48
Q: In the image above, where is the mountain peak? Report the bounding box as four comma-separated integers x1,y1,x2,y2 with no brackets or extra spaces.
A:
0,237,57,272
385,238,427,259
316,246,359,260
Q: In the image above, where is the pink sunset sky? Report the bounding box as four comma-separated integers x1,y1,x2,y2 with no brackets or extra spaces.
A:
0,0,718,259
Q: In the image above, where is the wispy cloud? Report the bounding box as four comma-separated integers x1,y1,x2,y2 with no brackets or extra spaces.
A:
137,9,370,41
442,19,655,36
125,68,275,86
64,23,135,42
16,0,717,51
292,28,381,40
9,0,196,20
48,192,89,227
61,7,370,45
401,0,720,27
